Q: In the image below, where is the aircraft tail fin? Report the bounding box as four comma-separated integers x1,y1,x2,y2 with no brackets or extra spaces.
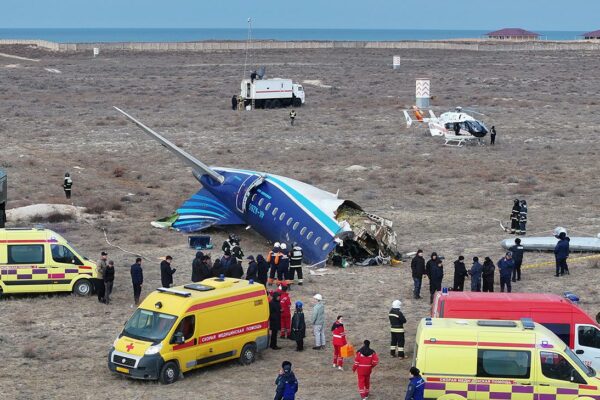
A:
114,107,225,184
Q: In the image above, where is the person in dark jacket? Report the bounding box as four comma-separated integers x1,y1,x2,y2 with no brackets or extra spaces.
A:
389,300,407,358
246,255,258,281
405,367,425,400
426,253,443,304
191,251,204,282
490,126,497,145
453,122,461,136
291,301,306,351
63,172,73,199
277,244,290,285
274,360,298,400
468,256,483,292
482,257,495,292
269,292,282,350
452,256,468,292
221,251,234,277
256,254,269,286
130,258,143,305
510,199,521,234
497,252,515,293
519,200,528,235
509,238,525,282
231,95,238,111
104,260,115,305
160,256,176,288
410,250,426,299
554,232,570,277
228,259,244,279
211,258,225,278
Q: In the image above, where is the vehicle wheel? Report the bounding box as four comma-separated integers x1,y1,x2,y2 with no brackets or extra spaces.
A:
293,98,302,107
73,279,92,296
159,361,180,384
239,343,257,365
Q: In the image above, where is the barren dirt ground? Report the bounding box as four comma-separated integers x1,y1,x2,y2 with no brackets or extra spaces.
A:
1,45,600,400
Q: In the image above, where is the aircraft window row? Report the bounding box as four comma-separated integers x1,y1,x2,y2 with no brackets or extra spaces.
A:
258,198,264,207
307,232,313,240
279,212,286,221
322,243,330,251
314,237,321,245
293,222,300,230
287,217,293,226
252,194,257,202
265,203,271,211
272,207,278,216
300,227,307,235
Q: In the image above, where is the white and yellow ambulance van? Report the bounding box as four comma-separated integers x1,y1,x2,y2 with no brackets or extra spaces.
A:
414,318,600,399
0,227,97,296
108,277,269,384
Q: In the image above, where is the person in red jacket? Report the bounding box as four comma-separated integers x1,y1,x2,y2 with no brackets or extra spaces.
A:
352,340,379,400
278,284,292,339
331,315,347,370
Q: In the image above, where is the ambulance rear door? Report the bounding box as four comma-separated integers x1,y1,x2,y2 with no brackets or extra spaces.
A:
574,324,600,371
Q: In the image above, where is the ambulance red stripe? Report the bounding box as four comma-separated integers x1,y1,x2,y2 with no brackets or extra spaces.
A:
173,321,269,351
185,290,264,313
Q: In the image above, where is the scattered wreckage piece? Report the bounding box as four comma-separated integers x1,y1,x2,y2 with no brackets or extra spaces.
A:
501,227,600,252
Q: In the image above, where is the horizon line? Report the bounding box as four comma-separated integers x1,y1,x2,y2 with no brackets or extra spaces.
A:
0,27,593,32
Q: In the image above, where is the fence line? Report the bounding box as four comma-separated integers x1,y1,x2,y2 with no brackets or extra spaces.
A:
1,39,600,52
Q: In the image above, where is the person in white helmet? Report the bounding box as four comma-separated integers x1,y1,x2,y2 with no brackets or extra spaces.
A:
389,300,406,358
277,243,290,285
289,243,304,286
267,242,282,286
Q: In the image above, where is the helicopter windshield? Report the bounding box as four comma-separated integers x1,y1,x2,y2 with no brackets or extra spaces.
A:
464,120,488,137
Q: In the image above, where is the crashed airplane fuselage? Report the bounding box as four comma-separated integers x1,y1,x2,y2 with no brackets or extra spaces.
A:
115,108,398,265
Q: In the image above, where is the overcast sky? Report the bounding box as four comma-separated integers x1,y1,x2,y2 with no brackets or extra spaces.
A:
1,0,598,31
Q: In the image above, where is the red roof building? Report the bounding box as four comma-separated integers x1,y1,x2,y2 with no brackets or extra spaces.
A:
581,30,600,39
485,28,540,40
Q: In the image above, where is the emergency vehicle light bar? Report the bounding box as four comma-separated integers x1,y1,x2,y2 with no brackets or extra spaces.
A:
157,287,191,297
477,320,517,328
521,318,535,330
183,283,215,292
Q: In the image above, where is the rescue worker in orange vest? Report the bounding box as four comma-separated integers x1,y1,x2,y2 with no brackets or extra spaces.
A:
267,242,281,286
352,340,379,400
278,284,292,339
331,315,347,370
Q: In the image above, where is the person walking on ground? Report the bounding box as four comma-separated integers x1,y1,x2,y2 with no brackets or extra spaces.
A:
469,256,483,292
279,284,292,339
291,301,306,352
246,255,258,281
96,251,108,303
267,243,281,286
554,231,570,277
352,340,379,400
104,260,115,305
453,256,468,292
509,238,525,282
256,254,269,286
331,315,347,370
130,257,143,305
160,256,176,288
289,109,297,126
425,252,443,304
312,294,325,350
510,199,521,234
410,250,425,299
498,252,515,293
274,360,299,400
482,257,495,292
389,300,406,358
231,95,238,111
288,243,304,286
519,200,528,235
269,292,282,350
63,172,73,200
277,244,290,285
405,367,425,400
490,126,497,145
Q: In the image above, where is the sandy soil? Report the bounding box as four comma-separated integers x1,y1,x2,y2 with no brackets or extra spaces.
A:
1,45,600,400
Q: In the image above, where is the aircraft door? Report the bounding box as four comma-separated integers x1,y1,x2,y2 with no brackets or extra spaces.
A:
574,324,600,370
235,174,264,213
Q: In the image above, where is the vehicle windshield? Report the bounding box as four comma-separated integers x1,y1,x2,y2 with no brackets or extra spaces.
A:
123,309,177,343
564,345,595,377
464,120,488,134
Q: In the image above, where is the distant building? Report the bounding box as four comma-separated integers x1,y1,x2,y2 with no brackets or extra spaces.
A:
581,30,600,40
485,28,540,40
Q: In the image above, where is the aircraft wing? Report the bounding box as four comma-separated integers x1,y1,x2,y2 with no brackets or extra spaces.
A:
501,236,600,252
114,107,225,184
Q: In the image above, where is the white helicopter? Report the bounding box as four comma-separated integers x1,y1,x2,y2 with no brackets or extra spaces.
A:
403,106,490,147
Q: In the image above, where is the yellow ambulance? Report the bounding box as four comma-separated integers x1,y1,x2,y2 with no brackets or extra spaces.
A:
0,227,97,296
414,318,600,399
108,277,269,384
